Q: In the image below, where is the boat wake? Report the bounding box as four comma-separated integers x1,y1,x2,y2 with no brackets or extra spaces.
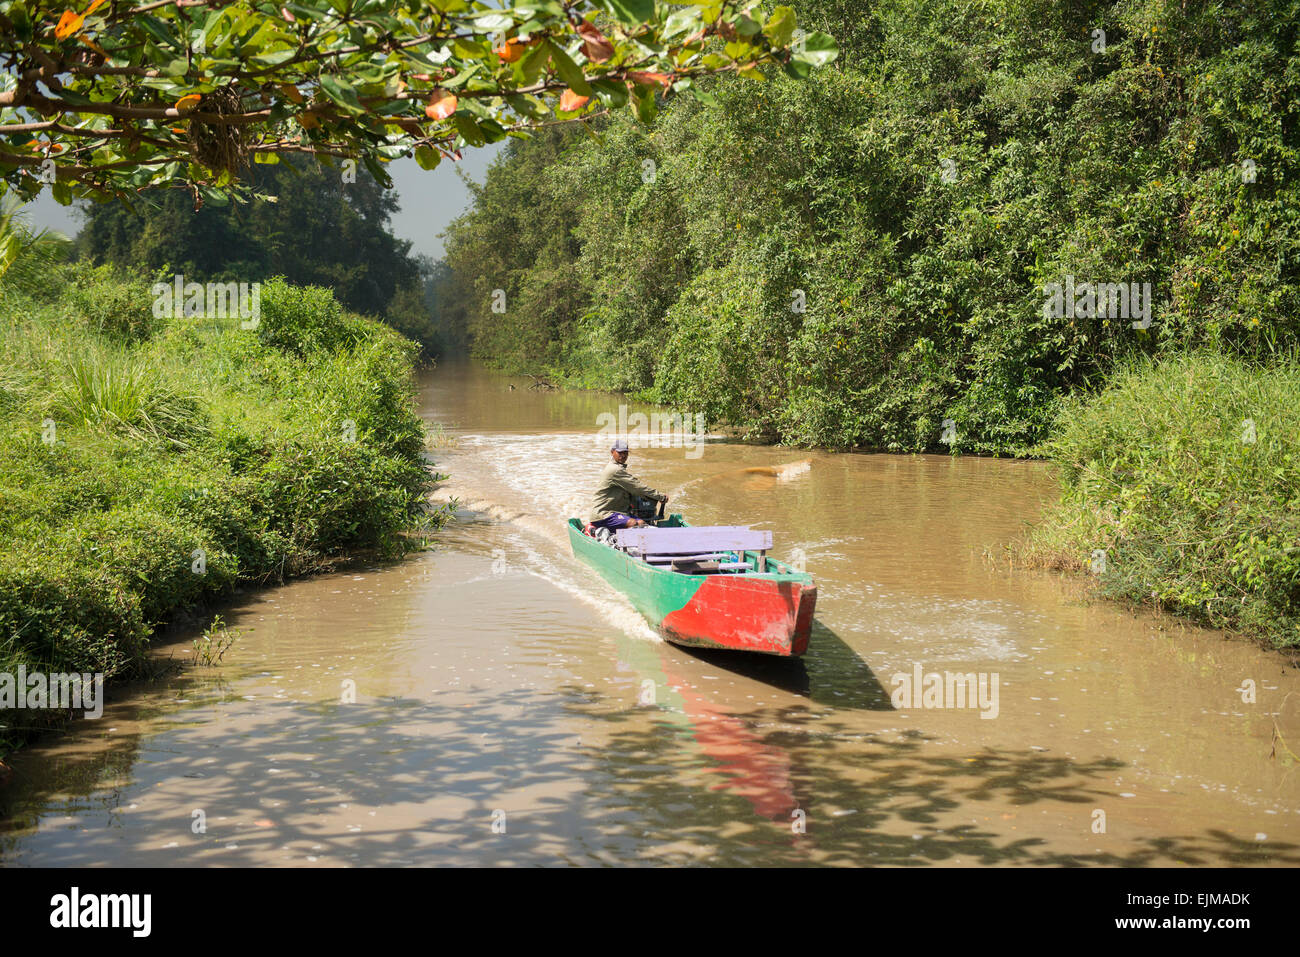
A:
426,436,818,646
670,457,814,501
737,459,812,481
429,432,662,642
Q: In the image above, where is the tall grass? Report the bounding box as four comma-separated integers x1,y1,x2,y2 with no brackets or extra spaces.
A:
53,348,210,448
1022,353,1300,648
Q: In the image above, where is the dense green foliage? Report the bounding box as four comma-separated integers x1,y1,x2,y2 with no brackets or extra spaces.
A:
77,157,439,349
0,254,441,753
1,0,825,202
438,0,1300,454
1023,354,1299,648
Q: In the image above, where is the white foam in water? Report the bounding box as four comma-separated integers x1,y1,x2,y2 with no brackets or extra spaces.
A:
775,460,811,481
432,432,661,643
507,535,661,643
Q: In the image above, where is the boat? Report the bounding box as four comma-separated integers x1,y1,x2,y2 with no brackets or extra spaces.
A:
566,512,816,657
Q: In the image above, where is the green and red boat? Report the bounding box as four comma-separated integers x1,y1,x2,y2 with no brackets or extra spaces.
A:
566,514,816,657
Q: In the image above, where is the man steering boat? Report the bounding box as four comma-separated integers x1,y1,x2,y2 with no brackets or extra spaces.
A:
587,438,669,531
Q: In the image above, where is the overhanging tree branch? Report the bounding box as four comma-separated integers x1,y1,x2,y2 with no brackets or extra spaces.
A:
0,0,836,205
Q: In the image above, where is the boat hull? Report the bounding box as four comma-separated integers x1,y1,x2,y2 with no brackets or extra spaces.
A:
566,518,816,657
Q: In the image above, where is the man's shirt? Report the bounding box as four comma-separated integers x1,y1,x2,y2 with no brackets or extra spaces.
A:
588,461,665,523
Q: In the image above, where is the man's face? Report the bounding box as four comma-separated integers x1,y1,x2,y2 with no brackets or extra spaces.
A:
612,449,629,465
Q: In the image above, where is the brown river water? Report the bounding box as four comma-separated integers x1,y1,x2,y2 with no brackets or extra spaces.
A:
2,361,1299,867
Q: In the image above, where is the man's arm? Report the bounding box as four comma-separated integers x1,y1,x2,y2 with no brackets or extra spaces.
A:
612,468,667,502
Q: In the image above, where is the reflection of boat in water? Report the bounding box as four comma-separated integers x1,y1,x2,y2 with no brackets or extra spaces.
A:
568,514,817,657
616,633,798,824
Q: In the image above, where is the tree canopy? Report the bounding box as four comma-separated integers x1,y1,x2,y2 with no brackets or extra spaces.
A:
77,154,423,316
436,0,1300,453
0,0,837,206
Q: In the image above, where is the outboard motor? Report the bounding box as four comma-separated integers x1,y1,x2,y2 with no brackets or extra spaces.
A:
630,496,664,523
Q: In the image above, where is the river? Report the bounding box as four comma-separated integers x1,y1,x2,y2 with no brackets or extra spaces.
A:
2,361,1298,866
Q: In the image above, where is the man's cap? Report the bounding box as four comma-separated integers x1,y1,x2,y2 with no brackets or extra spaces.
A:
611,438,629,452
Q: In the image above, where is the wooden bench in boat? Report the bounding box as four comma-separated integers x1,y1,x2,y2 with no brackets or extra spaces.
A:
613,525,773,573
670,559,754,574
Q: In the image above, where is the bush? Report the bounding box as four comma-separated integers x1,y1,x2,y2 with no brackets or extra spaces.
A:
61,264,161,342
0,269,441,756
256,277,365,357
0,546,148,677
1023,354,1300,648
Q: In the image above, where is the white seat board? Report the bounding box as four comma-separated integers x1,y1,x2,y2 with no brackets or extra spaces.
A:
613,525,772,555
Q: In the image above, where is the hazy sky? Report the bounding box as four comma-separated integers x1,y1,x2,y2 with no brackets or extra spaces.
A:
19,140,506,262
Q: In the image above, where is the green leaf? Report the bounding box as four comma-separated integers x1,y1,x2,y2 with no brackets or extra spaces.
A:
319,74,364,114
414,145,442,170
251,48,297,68
545,40,592,96
7,4,32,43
452,113,485,146
520,39,551,84
362,154,393,188
793,31,839,67
199,185,230,207
452,37,491,60
442,64,482,90
597,0,655,26
515,1,565,16
590,77,628,108
781,57,811,80
474,13,515,31
282,3,325,21
663,9,699,40
689,86,719,106
764,6,796,47
137,15,181,51
630,84,656,123
506,93,549,118
478,117,508,143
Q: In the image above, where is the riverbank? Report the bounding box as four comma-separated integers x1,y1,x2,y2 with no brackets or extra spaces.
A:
436,0,1298,454
0,266,443,757
1019,352,1300,650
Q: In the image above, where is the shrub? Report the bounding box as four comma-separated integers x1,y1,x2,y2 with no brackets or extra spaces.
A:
61,264,160,342
1023,354,1300,648
0,270,440,757
256,277,365,357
